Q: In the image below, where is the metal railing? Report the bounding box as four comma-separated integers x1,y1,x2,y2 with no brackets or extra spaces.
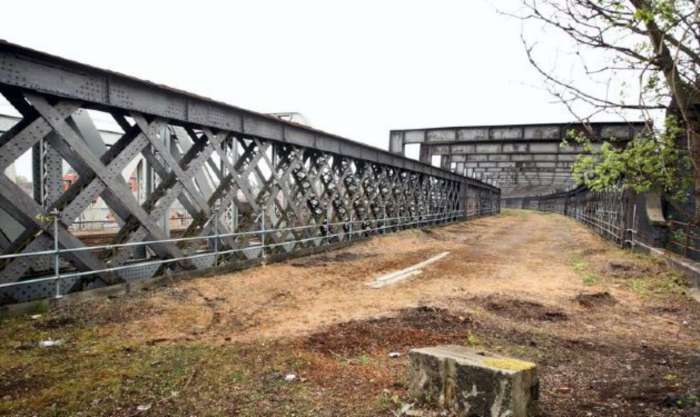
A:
69,215,194,232
530,187,630,246
529,188,694,261
668,220,700,259
0,209,486,298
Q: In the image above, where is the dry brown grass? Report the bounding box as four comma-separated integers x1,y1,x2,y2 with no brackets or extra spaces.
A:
1,210,699,416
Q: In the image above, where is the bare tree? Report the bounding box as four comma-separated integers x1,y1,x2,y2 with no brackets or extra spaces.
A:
516,0,700,218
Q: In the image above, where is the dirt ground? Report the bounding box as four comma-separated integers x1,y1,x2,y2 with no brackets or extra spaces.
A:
1,209,699,417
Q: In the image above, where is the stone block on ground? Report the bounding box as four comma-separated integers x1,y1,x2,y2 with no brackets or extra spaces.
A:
408,345,538,417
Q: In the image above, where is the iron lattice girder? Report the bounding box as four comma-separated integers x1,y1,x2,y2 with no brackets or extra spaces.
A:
0,107,150,285
0,41,499,303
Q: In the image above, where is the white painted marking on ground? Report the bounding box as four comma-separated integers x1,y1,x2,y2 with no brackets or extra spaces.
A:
368,270,423,289
367,251,450,289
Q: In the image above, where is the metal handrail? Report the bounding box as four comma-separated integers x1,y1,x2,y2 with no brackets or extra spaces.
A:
0,211,457,260
0,209,484,294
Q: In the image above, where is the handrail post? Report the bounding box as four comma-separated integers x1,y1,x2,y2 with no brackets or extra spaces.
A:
213,206,219,267
261,212,266,261
52,208,62,299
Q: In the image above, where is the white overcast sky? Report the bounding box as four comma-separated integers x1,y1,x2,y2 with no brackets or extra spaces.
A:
1,0,631,155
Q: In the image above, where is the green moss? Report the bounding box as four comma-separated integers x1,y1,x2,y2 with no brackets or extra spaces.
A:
482,357,536,372
466,332,480,347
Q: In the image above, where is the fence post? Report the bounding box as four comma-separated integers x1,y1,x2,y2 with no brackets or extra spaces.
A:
52,208,61,299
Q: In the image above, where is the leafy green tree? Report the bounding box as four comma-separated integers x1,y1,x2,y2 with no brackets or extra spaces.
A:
516,0,700,219
567,116,692,201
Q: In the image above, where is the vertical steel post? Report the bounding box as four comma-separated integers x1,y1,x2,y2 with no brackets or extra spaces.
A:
261,212,266,260
52,208,61,299
234,204,239,233
213,206,219,267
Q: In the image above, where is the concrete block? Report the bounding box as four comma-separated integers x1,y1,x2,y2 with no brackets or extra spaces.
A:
408,345,538,417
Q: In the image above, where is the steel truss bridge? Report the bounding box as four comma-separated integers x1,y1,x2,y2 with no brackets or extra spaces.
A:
389,121,647,198
0,41,500,305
